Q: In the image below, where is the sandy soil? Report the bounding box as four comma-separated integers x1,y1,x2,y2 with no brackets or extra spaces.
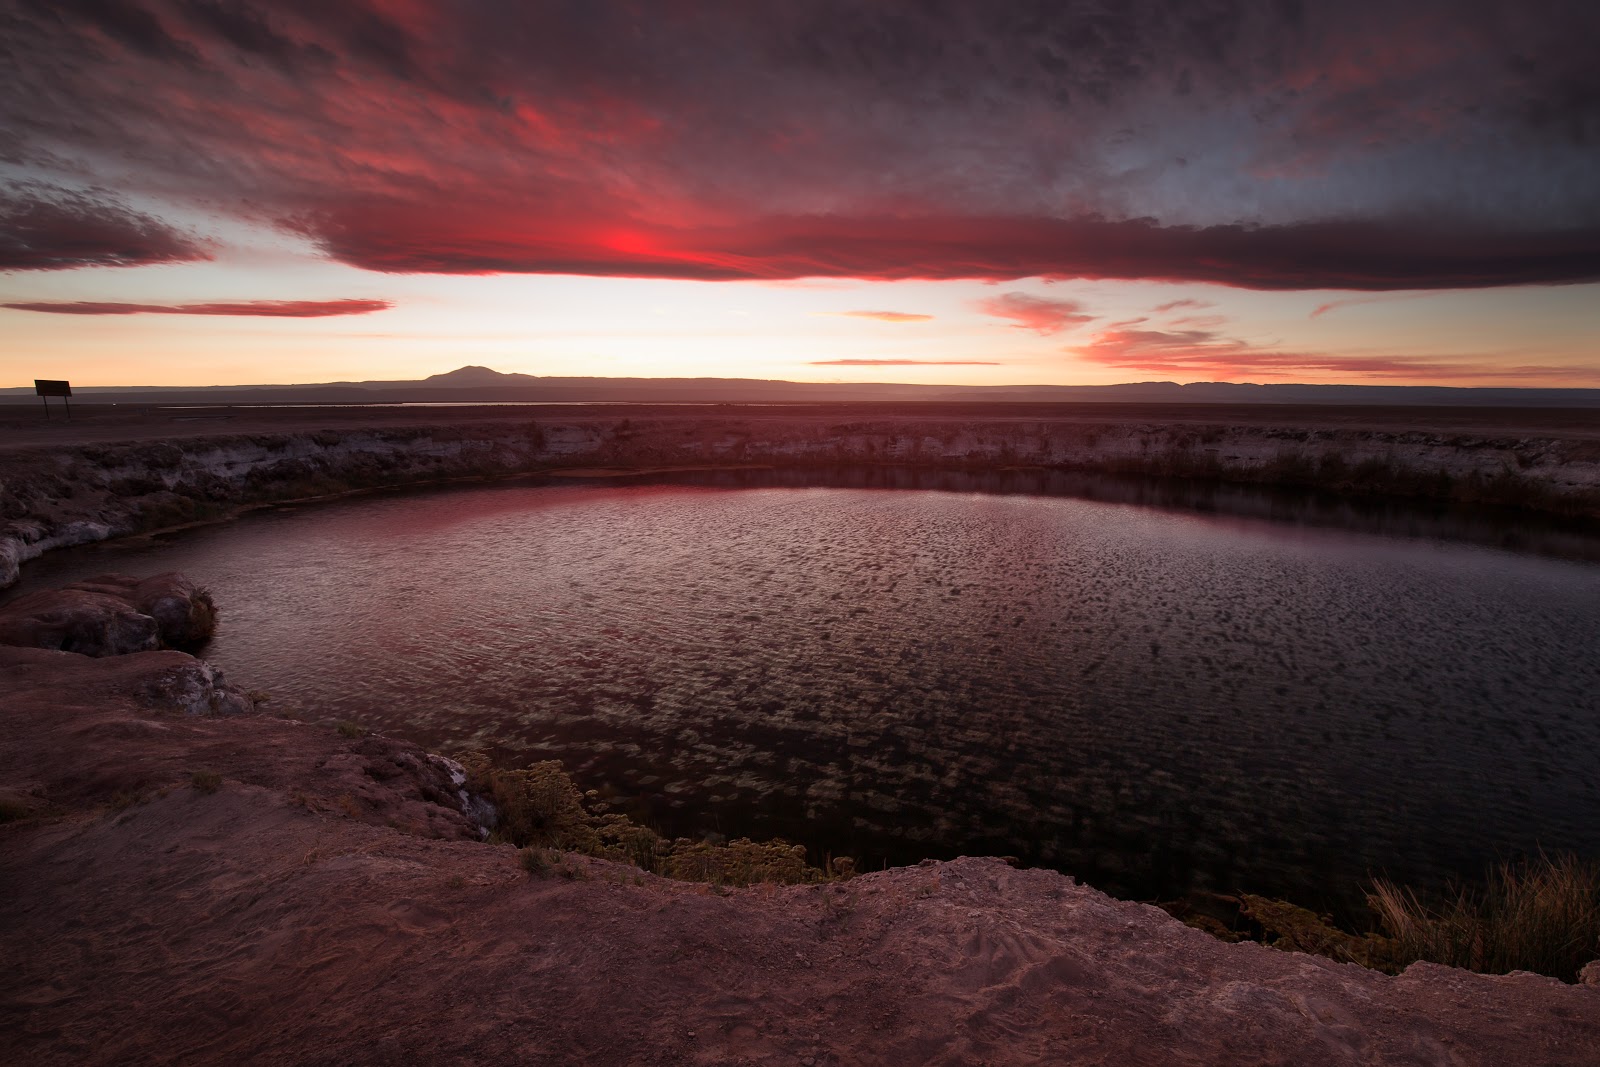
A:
3,644,1597,1066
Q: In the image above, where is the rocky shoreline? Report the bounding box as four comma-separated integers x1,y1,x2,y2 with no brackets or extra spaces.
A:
2,576,1598,1064
4,408,1599,588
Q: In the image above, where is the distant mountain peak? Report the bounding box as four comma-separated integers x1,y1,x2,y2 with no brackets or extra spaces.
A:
424,365,531,384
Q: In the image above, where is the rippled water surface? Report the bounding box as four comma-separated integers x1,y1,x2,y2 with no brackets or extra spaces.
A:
15,475,1600,909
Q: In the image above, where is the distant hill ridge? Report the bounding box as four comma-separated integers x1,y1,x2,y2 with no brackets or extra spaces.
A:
4,366,1599,406
422,365,539,385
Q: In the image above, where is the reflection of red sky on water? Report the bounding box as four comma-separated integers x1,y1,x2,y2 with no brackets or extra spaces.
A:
291,481,717,541
2,2,1597,388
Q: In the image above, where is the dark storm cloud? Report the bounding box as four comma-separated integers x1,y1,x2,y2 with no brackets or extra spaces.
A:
0,182,208,270
310,210,1600,289
171,1,328,69
4,1,1599,287
1,298,391,316
45,0,200,65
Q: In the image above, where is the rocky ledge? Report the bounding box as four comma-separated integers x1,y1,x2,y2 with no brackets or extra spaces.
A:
2,577,1598,1065
0,571,219,656
5,409,1599,587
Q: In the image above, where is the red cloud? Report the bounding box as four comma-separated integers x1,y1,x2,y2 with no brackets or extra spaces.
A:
827,310,934,322
1308,293,1442,318
810,359,1001,366
1074,326,1590,383
1,299,393,316
1152,298,1212,314
309,207,1600,289
0,184,208,271
975,292,1095,334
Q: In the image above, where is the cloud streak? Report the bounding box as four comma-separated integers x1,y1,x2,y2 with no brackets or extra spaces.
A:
1308,292,1443,318
826,310,933,322
975,292,1095,334
1,298,393,316
1073,326,1587,383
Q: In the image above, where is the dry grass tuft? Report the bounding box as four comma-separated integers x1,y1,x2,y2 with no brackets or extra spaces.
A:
1369,854,1600,982
520,846,552,877
188,585,219,643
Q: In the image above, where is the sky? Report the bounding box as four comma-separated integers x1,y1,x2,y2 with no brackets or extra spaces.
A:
2,0,1597,389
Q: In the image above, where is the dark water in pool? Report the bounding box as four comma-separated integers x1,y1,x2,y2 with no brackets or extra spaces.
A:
12,471,1600,913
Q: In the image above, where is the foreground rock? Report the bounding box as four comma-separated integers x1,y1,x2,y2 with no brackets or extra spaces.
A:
0,571,216,654
1,647,1596,1065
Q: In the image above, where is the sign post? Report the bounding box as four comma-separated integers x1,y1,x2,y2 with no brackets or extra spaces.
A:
35,380,71,419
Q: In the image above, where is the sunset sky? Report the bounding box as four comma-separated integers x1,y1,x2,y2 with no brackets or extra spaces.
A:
2,0,1597,389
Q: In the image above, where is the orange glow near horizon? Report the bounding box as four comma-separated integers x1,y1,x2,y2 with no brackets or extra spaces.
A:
2,263,1598,390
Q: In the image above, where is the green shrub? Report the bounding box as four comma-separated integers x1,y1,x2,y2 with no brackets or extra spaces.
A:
190,770,223,794
335,721,369,739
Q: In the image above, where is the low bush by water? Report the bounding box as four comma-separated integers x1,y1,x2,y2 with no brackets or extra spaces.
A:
457,752,837,888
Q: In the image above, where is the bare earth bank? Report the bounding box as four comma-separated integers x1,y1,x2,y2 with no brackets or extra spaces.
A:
2,645,1597,1066
4,403,1599,588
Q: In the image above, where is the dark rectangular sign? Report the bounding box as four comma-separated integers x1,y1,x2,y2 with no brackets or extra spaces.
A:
34,380,72,397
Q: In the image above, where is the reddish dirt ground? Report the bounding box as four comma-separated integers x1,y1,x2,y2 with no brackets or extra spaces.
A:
3,645,1597,1066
